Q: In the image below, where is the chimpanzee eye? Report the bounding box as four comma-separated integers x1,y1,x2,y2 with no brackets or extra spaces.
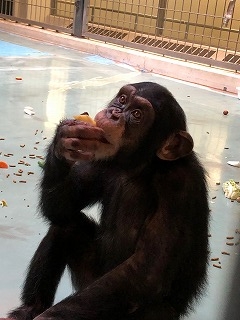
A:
119,94,127,104
131,109,142,119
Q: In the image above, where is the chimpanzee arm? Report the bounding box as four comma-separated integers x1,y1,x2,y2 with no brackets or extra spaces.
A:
6,122,104,320
39,123,104,226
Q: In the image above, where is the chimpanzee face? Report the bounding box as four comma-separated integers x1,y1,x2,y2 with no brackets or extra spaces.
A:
93,82,193,162
94,85,155,159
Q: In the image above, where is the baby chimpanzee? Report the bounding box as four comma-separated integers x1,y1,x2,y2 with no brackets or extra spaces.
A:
8,82,209,320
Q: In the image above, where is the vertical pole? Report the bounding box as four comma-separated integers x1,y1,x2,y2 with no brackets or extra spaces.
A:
222,252,240,320
156,0,167,36
73,0,86,37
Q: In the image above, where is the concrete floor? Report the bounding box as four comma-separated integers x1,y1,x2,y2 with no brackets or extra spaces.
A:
0,30,240,319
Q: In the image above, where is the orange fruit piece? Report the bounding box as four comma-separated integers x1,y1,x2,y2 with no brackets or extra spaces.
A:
74,114,96,126
0,161,9,169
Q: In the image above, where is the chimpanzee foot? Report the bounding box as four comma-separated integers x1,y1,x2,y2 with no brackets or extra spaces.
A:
8,306,43,320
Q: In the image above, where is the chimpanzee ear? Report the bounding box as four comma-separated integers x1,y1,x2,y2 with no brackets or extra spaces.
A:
157,130,193,160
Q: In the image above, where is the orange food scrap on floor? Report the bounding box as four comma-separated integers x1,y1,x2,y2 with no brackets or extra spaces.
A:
15,77,22,80
0,161,9,169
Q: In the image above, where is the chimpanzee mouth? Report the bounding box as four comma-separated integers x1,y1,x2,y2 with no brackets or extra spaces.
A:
99,136,110,144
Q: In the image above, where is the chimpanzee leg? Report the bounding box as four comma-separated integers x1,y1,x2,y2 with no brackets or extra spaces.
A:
142,304,180,320
66,217,99,291
126,301,180,320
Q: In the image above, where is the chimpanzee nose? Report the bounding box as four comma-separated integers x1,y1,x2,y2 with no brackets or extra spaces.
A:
107,107,122,121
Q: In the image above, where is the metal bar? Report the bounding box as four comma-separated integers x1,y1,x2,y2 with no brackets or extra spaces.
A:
164,18,240,34
81,0,89,34
200,0,211,49
156,0,167,36
73,0,85,37
88,6,155,23
0,14,73,33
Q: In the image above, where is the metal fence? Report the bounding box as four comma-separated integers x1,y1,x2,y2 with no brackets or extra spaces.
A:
0,0,240,71
0,0,75,33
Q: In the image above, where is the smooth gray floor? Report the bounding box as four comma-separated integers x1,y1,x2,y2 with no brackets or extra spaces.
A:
0,30,240,319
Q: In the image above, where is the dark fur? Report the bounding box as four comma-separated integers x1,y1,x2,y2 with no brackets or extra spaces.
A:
8,82,209,320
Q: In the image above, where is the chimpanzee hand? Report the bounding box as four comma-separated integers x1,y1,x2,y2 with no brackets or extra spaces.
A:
54,119,107,162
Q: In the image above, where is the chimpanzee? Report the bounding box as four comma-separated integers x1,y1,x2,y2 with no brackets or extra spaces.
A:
7,82,209,320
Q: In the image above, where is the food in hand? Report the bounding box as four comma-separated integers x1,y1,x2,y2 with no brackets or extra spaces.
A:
74,113,96,126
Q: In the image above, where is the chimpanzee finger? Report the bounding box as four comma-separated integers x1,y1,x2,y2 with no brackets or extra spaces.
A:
60,124,105,141
62,138,100,153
